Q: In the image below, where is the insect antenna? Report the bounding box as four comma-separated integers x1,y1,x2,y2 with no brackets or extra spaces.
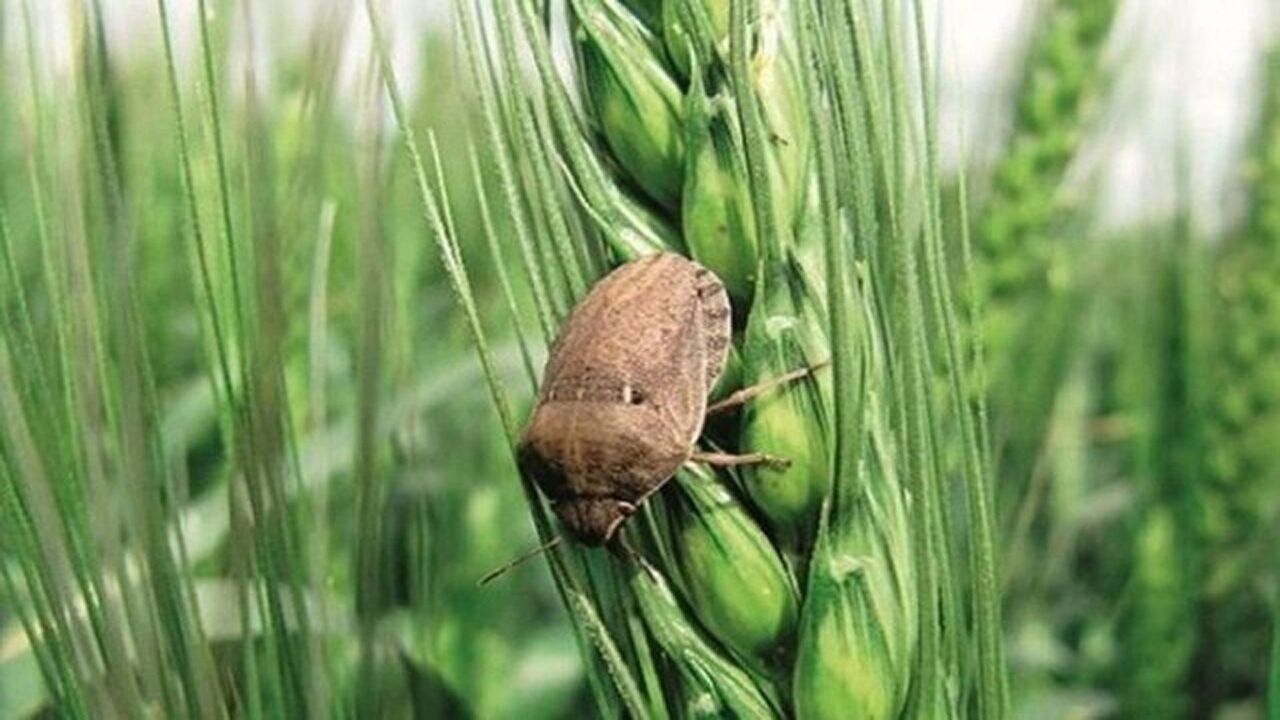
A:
478,535,564,586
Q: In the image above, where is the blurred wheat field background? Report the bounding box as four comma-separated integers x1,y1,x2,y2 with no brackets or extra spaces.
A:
0,0,1278,718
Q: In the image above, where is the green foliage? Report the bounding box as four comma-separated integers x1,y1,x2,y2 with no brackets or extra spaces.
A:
5,1,1277,718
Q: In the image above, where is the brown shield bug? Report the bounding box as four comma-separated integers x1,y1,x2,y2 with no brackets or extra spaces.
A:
516,253,804,548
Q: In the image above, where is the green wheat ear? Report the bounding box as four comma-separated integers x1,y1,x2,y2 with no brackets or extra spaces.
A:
1209,42,1280,717
427,0,1006,717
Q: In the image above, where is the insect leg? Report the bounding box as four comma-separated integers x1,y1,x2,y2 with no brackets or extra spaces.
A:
704,360,831,416
690,451,791,471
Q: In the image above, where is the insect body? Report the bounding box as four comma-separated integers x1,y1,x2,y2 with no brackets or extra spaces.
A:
518,253,734,545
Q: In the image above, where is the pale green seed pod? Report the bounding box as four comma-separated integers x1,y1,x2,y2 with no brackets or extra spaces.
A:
793,305,916,719
793,429,917,720
739,252,833,548
793,558,901,720
664,0,809,228
682,81,759,308
752,1,810,228
627,561,782,718
574,0,686,210
662,0,730,80
665,467,798,669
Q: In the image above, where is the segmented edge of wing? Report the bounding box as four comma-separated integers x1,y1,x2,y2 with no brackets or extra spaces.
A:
691,261,732,391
